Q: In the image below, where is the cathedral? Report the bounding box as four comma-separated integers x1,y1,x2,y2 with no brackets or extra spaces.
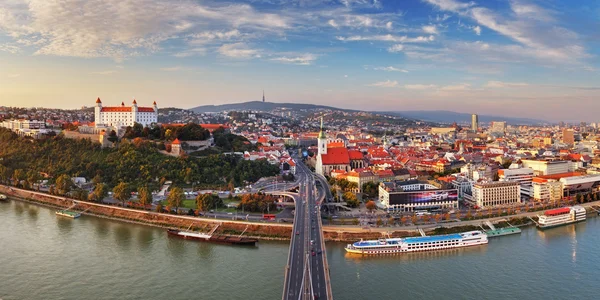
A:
315,118,351,176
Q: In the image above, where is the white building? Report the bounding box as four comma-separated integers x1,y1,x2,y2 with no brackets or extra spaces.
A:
94,98,158,128
471,181,521,208
532,178,563,202
498,168,534,197
521,159,570,176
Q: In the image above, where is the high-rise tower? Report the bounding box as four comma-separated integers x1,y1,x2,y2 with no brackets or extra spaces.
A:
262,90,265,103
471,114,479,132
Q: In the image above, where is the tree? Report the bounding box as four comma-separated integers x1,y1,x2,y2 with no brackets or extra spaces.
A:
365,200,377,212
155,203,163,213
167,186,185,213
113,182,131,207
444,213,451,221
93,183,108,203
343,192,359,208
400,216,407,225
55,174,73,196
138,186,152,207
376,218,383,227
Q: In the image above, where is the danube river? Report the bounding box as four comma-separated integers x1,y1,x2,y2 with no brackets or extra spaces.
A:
1,199,599,300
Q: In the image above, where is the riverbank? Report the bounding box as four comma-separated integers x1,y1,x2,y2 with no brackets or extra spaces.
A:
3,185,600,242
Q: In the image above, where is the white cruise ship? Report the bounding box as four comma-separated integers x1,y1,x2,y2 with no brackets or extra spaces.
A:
345,231,488,255
537,206,586,230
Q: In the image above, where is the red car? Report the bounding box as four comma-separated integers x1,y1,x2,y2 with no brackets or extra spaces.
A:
296,231,300,235
311,251,316,256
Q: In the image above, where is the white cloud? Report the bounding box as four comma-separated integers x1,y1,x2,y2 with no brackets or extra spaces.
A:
422,25,438,35
423,0,475,12
368,80,399,87
374,66,408,73
387,44,404,53
328,19,339,28
218,43,261,59
404,84,437,90
160,66,182,72
271,53,317,65
485,81,529,88
0,44,20,54
189,30,241,45
173,48,207,58
0,0,288,60
344,74,348,78
473,25,481,35
90,70,117,75
440,83,471,91
337,34,435,43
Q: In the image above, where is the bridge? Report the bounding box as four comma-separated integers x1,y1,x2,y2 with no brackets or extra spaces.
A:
282,160,333,300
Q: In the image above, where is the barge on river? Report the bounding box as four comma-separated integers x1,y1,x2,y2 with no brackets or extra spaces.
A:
167,225,257,246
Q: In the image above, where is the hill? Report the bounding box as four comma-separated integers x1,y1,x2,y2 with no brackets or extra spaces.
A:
189,101,356,113
387,110,547,125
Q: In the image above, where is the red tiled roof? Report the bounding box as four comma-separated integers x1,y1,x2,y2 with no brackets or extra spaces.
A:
101,107,132,112
172,138,181,145
138,107,155,112
328,141,345,148
321,147,350,165
96,97,102,103
200,124,229,130
348,150,363,160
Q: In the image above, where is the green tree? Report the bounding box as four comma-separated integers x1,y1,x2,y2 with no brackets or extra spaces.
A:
167,187,185,213
137,186,152,207
55,174,73,196
113,182,131,207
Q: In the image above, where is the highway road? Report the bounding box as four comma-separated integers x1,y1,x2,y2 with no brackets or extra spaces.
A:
283,160,331,300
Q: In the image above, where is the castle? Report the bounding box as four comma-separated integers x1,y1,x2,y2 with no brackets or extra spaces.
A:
94,98,158,128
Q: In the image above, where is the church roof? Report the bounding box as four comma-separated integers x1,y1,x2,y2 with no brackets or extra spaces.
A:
321,147,350,165
348,150,363,160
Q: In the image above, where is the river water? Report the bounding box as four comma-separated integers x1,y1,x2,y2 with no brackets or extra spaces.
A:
1,199,599,300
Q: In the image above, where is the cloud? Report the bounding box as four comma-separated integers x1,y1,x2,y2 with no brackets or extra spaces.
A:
189,30,242,45
423,0,589,65
90,70,117,75
337,34,435,43
7,74,21,78
271,53,317,65
485,81,529,88
387,44,405,53
0,44,20,54
374,66,408,72
0,0,288,60
173,48,207,57
404,84,437,90
440,83,471,91
160,66,182,72
328,19,339,28
422,25,438,35
368,80,399,87
218,43,261,59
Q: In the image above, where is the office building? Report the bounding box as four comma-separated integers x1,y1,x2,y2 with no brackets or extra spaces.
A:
471,114,478,132
471,181,521,208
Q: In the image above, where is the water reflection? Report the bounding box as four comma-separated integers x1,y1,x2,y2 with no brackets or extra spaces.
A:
27,206,39,221
13,202,24,215
114,225,132,249
94,219,110,239
56,217,73,234
136,229,155,251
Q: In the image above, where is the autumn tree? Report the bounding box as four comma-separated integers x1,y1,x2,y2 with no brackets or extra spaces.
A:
138,186,152,207
343,192,359,208
167,186,185,213
365,200,377,212
55,174,73,196
93,183,108,203
113,182,131,207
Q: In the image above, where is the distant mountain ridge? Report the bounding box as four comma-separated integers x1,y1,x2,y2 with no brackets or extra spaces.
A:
189,101,357,113
387,110,547,125
189,101,547,125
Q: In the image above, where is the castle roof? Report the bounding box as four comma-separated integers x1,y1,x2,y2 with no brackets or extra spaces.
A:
172,138,181,145
96,97,102,103
133,99,137,104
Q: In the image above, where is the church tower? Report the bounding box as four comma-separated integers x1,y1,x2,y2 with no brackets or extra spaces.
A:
318,117,327,155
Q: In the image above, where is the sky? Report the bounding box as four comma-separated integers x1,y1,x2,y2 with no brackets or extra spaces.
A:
0,0,599,121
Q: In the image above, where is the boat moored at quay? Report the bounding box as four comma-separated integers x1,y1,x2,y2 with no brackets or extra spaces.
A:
167,229,258,246
537,206,586,230
345,231,488,255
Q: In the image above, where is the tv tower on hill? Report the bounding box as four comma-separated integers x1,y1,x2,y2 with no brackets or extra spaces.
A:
262,90,265,102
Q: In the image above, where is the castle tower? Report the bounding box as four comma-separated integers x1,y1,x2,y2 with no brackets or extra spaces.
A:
171,138,182,156
153,101,158,112
94,97,102,127
318,117,327,155
131,99,138,126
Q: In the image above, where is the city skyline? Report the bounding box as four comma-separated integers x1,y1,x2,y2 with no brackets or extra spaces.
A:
1,0,599,120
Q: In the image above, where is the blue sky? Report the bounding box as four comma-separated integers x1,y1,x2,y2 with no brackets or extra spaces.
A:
0,0,599,121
